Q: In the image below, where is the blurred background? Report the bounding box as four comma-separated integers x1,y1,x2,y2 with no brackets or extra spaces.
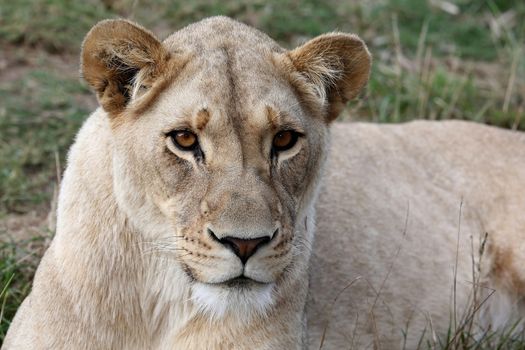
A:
0,0,523,342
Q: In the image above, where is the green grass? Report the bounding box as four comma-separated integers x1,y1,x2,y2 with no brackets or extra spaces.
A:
0,233,47,339
0,70,91,213
0,0,524,346
0,0,113,52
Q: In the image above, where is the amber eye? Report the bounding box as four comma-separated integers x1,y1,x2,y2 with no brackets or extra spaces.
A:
272,130,299,152
171,130,198,150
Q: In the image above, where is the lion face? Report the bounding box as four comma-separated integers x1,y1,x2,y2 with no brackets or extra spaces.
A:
110,51,328,318
81,17,370,318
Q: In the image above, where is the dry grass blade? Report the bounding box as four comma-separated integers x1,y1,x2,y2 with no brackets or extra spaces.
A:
318,276,364,350
452,199,463,335
503,48,521,114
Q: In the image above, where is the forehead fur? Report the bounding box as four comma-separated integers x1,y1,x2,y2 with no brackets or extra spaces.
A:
123,17,294,128
162,16,289,105
162,16,284,55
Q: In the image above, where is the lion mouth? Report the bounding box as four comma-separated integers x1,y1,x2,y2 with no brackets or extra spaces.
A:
212,275,269,289
224,276,259,288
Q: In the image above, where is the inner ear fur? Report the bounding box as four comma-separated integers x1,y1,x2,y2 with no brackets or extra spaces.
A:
81,19,170,115
282,33,371,122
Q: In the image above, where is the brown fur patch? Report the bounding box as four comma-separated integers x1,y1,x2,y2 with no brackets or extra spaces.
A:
489,244,525,295
266,106,279,130
194,109,211,131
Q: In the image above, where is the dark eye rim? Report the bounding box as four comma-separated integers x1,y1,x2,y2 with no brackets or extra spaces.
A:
167,129,200,152
272,130,302,153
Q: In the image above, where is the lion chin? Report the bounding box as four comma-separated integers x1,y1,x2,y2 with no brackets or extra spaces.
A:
191,279,275,321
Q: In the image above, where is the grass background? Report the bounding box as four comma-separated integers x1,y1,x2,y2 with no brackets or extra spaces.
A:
0,0,524,347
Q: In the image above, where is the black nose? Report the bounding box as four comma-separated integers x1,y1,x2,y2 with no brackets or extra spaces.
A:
209,229,275,264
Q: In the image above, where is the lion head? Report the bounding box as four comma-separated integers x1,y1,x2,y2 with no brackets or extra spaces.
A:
80,16,370,319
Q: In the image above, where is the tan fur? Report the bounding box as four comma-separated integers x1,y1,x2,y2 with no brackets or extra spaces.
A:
309,121,525,348
4,17,525,350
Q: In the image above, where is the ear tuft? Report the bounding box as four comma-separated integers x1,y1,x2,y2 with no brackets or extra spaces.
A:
81,19,169,115
284,33,371,122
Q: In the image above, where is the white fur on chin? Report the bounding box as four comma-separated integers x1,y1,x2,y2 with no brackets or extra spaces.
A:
191,281,275,321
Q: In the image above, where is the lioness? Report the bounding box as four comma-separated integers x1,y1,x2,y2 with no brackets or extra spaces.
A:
4,16,525,349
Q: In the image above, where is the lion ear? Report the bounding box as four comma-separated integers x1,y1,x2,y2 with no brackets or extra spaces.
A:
283,33,371,122
81,19,170,115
